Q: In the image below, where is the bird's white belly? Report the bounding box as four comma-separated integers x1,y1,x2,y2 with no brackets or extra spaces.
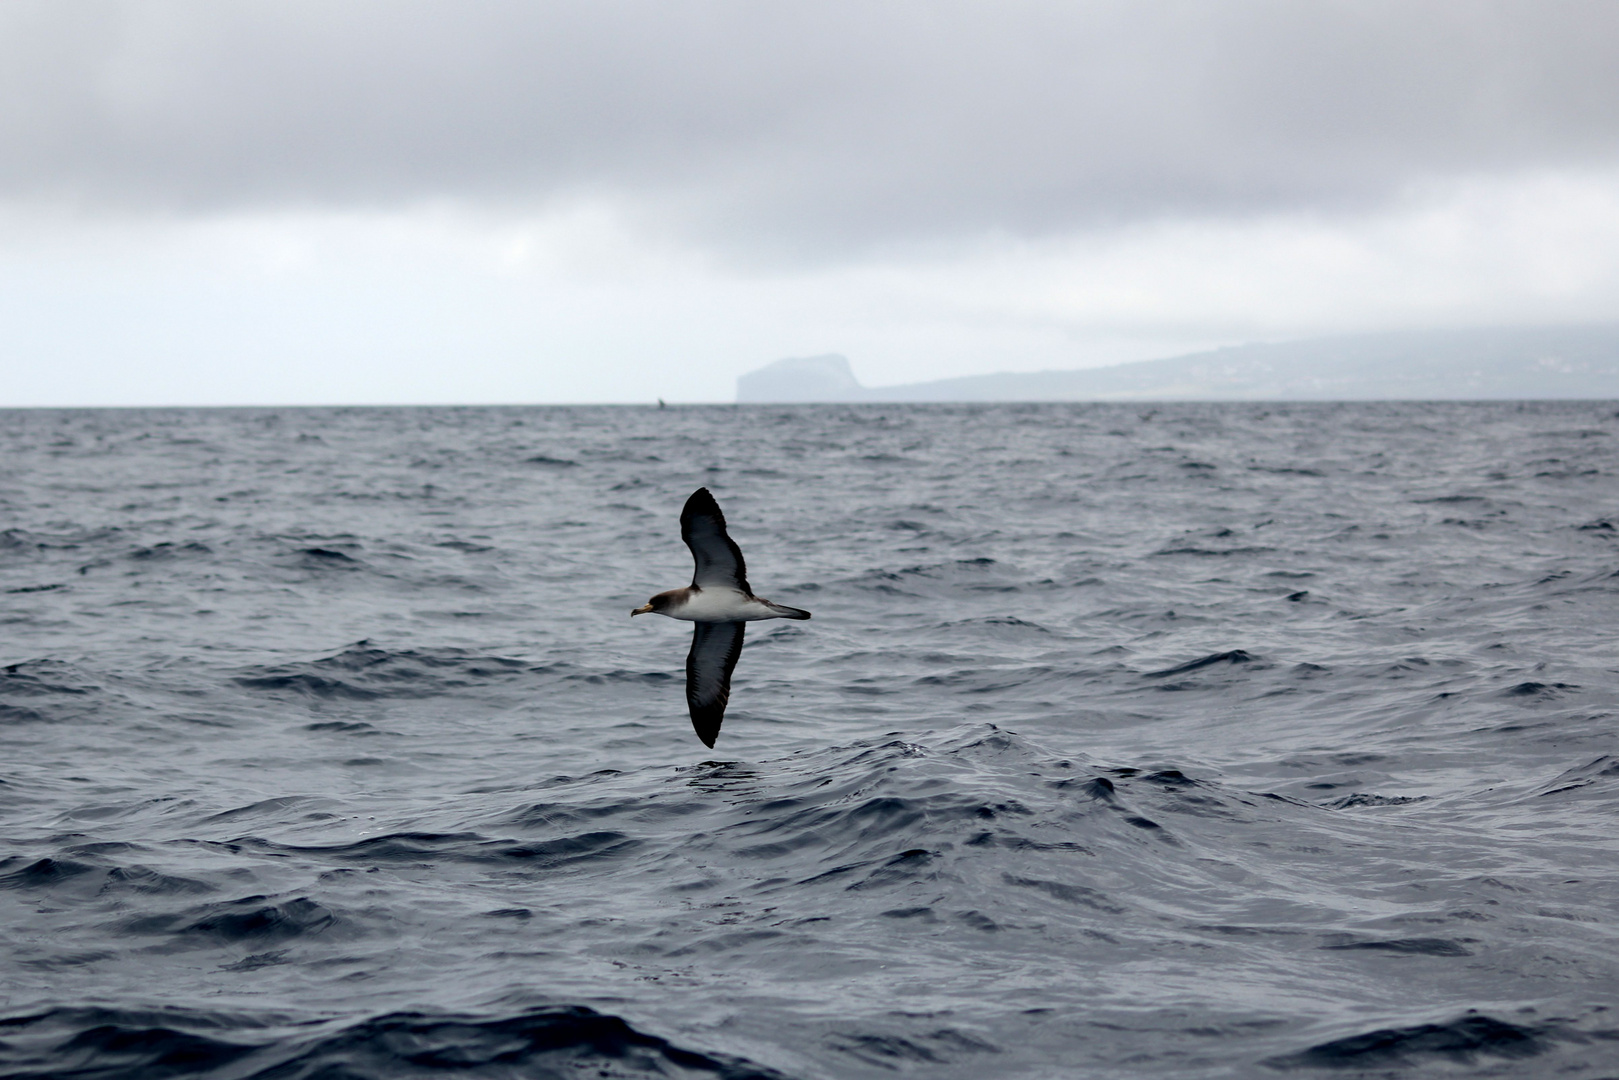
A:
667,588,777,622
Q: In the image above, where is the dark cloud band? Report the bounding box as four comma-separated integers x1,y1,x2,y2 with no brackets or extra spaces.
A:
3,0,1617,250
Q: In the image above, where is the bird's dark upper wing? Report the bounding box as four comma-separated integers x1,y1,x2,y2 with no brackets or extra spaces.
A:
681,487,749,592
686,621,745,748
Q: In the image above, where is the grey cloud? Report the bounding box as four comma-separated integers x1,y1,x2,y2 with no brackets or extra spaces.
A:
3,0,1618,251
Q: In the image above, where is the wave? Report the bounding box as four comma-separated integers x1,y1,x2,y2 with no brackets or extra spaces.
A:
118,895,336,948
0,1004,788,1079
1267,1012,1547,1070
0,660,113,724
232,642,537,701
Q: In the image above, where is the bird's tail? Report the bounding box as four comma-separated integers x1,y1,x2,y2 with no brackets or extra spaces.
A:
765,601,812,620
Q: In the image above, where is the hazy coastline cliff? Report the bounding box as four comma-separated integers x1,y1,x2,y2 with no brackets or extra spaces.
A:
736,325,1619,402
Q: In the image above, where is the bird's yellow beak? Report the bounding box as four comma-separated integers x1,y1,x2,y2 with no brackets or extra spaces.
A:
631,604,654,616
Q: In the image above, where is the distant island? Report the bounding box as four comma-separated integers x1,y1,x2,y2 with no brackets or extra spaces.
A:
735,325,1619,402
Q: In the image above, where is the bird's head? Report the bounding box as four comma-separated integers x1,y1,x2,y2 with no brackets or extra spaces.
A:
631,591,677,617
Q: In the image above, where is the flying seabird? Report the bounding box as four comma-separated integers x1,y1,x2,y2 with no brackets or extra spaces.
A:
632,488,810,747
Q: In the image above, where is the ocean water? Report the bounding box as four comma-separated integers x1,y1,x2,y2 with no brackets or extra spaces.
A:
2,401,1617,1079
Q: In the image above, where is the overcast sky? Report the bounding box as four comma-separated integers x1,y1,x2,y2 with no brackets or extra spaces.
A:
3,0,1619,404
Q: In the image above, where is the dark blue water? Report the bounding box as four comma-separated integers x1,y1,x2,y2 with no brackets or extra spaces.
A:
2,402,1617,1078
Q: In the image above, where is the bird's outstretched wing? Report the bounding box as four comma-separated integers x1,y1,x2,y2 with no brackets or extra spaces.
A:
687,621,745,748
681,487,749,592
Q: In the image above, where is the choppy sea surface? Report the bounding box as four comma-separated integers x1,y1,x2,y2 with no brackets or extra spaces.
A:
2,402,1618,1079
